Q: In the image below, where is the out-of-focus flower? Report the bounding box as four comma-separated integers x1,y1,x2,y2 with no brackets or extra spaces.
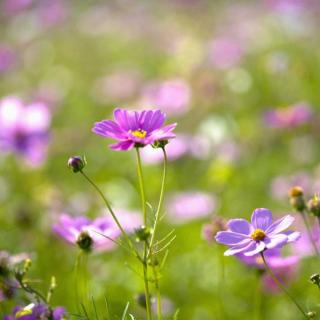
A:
93,70,142,103
0,251,29,302
167,191,216,224
237,248,299,292
140,134,189,164
4,303,66,320
1,0,33,15
0,44,16,74
265,0,311,13
53,214,121,252
215,208,300,256
0,96,51,167
208,37,244,70
141,79,191,116
92,108,176,151
202,217,228,243
270,172,315,200
264,103,312,128
37,0,67,27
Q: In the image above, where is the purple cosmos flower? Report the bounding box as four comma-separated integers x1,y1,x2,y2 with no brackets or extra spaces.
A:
0,96,51,167
92,108,176,151
53,214,121,252
264,103,312,129
215,208,300,256
167,191,216,224
4,303,66,320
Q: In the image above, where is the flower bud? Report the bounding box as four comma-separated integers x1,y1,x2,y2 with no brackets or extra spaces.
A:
310,273,320,287
307,311,316,319
307,196,320,217
67,156,86,173
152,140,168,149
76,231,93,252
134,225,151,242
288,186,306,211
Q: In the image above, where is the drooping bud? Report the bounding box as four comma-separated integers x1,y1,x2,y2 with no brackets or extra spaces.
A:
288,186,306,212
134,225,151,242
307,196,320,217
152,140,168,149
67,156,86,173
76,231,93,252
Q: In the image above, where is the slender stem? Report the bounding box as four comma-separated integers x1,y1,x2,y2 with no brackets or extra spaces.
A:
253,272,262,320
135,148,147,225
135,147,152,320
148,148,167,257
260,252,307,318
152,263,162,320
80,170,140,260
300,210,319,256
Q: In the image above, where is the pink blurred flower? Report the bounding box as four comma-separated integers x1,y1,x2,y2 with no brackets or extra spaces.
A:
140,134,189,164
1,0,33,14
0,44,16,74
0,96,51,167
141,78,191,116
265,0,312,13
37,0,67,27
237,248,300,293
167,191,216,224
208,37,244,70
264,103,312,129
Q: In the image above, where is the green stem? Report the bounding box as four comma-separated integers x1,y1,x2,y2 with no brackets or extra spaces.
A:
300,210,319,256
260,252,307,318
152,263,162,320
253,272,262,320
148,147,167,258
135,147,152,320
80,170,140,260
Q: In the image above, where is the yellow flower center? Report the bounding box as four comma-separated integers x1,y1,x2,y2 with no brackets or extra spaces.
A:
251,228,266,241
131,129,147,138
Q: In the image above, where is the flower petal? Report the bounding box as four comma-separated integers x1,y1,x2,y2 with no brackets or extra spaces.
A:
224,240,253,256
266,215,295,235
243,241,266,256
215,231,249,245
228,219,252,235
148,123,177,142
265,234,288,249
141,109,165,131
109,140,135,151
286,231,301,242
92,120,126,139
251,208,273,230
114,108,130,130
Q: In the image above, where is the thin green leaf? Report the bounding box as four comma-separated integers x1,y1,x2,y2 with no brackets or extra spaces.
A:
121,302,130,320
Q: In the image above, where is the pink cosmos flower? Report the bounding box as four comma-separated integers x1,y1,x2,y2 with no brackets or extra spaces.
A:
215,208,300,256
141,79,191,116
92,108,176,151
0,96,51,167
167,191,216,224
264,103,312,129
53,214,121,252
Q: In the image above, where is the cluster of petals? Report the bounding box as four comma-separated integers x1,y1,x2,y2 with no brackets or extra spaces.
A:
92,108,176,151
215,208,300,256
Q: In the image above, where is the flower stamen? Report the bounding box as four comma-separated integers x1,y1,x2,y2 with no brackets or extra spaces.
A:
131,129,147,138
251,228,266,241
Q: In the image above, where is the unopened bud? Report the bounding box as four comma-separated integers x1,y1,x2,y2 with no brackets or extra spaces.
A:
134,225,151,242
76,231,93,252
152,140,168,149
289,186,306,211
307,311,316,318
308,196,320,217
310,273,320,288
68,156,86,173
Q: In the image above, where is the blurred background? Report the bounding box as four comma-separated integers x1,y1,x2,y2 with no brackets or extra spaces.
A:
1,0,320,319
